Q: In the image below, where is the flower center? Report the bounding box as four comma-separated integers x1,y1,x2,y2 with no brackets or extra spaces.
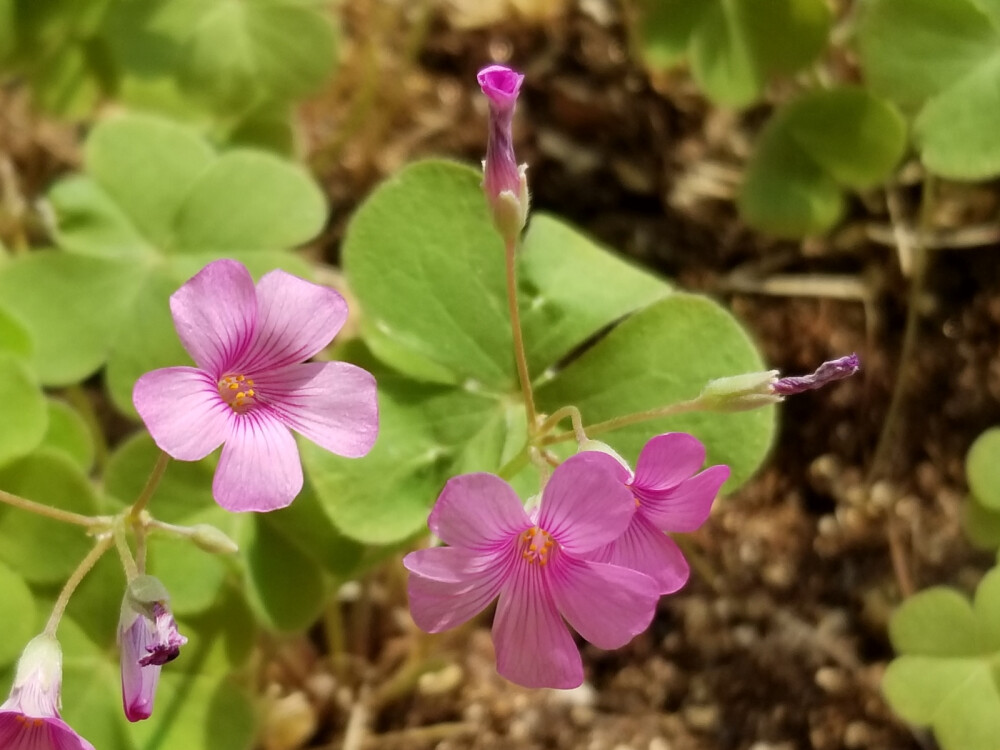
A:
218,374,257,413
520,526,556,566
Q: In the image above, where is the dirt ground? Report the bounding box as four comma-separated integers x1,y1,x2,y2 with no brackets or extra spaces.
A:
5,1,1000,749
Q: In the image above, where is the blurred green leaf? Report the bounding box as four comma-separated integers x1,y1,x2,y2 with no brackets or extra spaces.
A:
858,0,1000,179
884,568,1000,750
0,352,48,468
0,305,33,362
180,0,337,111
638,0,831,106
536,294,775,490
963,495,1000,550
0,252,148,385
0,561,36,669
739,88,906,236
967,428,1000,510
242,516,325,632
0,450,98,584
40,399,95,473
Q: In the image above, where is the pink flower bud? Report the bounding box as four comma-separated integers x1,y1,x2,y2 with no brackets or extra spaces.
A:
478,64,529,242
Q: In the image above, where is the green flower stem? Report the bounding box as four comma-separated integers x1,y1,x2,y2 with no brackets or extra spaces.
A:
536,405,587,444
505,235,538,434
129,450,170,520
541,395,708,446
497,445,530,479
0,487,109,528
114,524,139,581
43,535,113,636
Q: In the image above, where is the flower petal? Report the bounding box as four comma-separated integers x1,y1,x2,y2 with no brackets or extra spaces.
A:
429,473,531,550
404,546,509,632
253,362,377,459
0,713,96,750
118,613,160,722
641,465,729,532
169,259,256,376
133,367,231,461
590,514,690,595
238,269,348,373
550,558,659,650
213,413,303,512
492,562,582,689
537,452,634,555
631,432,707,493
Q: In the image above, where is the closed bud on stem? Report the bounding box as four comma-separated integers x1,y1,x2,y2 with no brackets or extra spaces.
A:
190,523,239,555
118,576,187,722
478,64,530,243
700,371,782,412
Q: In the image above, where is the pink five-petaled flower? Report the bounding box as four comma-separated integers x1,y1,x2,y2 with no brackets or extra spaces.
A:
0,635,95,750
133,259,379,512
118,577,187,722
404,452,660,689
586,433,730,595
478,64,530,242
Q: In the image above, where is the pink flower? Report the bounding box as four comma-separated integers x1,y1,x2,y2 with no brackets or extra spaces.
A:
477,64,529,242
404,452,660,689
118,579,187,722
133,259,379,512
0,635,95,750
586,433,729,595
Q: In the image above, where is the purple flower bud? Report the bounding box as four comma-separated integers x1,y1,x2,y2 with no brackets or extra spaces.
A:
477,64,529,242
771,353,860,396
118,577,187,722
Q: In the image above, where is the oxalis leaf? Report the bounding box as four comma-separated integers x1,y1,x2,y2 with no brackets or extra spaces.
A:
883,567,1000,750
635,0,831,107
967,427,1000,510
858,0,1000,179
738,87,907,237
0,114,321,412
344,159,670,389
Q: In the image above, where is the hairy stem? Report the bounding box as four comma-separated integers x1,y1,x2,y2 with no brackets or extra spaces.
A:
129,451,170,519
44,535,113,636
114,524,139,581
542,396,707,445
537,405,587,444
505,236,537,433
0,487,108,527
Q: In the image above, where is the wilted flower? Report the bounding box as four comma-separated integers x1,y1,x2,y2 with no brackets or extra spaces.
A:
0,635,95,750
584,433,729,594
404,452,660,689
134,259,379,512
118,577,187,722
478,64,530,242
771,353,860,395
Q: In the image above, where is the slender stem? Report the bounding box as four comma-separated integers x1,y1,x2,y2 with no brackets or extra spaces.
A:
505,236,537,433
497,446,530,480
44,535,113,636
868,174,936,481
114,525,139,581
0,487,107,527
537,405,587,444
542,396,707,445
129,451,170,519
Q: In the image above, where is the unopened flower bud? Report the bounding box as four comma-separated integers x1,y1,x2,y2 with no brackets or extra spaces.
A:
190,523,239,555
771,353,860,395
118,576,187,722
700,370,782,411
478,64,530,243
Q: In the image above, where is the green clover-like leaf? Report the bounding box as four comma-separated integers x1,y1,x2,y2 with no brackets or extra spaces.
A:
636,0,831,107
883,568,1000,750
858,0,1000,179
